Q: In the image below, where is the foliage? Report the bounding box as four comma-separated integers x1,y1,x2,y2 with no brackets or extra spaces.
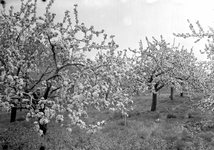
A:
169,45,205,96
129,36,175,94
127,36,200,110
174,20,214,113
129,36,198,95
0,0,134,136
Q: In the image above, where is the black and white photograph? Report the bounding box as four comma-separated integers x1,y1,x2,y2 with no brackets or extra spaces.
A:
1,0,214,149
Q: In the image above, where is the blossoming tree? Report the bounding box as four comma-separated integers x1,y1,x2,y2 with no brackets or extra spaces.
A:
129,36,180,111
168,44,203,99
0,0,133,137
174,20,214,112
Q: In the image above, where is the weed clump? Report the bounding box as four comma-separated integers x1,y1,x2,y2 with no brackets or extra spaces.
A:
166,113,177,119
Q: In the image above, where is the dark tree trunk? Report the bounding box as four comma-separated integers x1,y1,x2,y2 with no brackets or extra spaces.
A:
40,146,45,150
151,93,157,111
39,123,48,135
180,82,184,97
10,107,17,122
170,87,174,100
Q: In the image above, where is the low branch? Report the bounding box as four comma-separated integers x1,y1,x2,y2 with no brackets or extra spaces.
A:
57,63,85,73
156,84,165,91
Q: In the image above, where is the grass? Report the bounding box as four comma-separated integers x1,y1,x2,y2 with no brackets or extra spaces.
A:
1,91,214,149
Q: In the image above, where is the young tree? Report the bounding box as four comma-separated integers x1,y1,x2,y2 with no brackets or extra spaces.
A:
168,44,202,100
130,36,181,111
0,0,133,139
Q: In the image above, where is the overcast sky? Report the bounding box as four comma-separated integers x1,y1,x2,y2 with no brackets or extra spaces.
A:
3,0,214,60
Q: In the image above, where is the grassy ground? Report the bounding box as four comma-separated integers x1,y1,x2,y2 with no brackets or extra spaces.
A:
1,91,214,150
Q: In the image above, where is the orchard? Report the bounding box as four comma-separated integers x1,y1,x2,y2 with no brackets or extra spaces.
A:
0,0,136,134
1,0,214,149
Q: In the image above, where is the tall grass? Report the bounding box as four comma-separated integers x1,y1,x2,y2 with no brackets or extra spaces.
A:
1,93,214,149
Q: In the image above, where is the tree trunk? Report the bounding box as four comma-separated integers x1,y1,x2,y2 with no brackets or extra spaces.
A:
151,93,157,111
170,87,174,100
180,82,184,97
39,124,48,135
40,146,45,150
39,122,47,150
10,107,17,122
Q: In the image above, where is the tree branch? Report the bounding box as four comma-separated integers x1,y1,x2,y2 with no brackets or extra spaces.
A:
155,67,173,78
43,82,52,99
57,63,84,73
46,74,62,81
29,65,51,91
47,34,58,69
156,83,165,91
16,66,21,76
50,86,61,95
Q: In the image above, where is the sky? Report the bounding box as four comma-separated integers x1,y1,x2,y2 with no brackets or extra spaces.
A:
3,0,214,60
